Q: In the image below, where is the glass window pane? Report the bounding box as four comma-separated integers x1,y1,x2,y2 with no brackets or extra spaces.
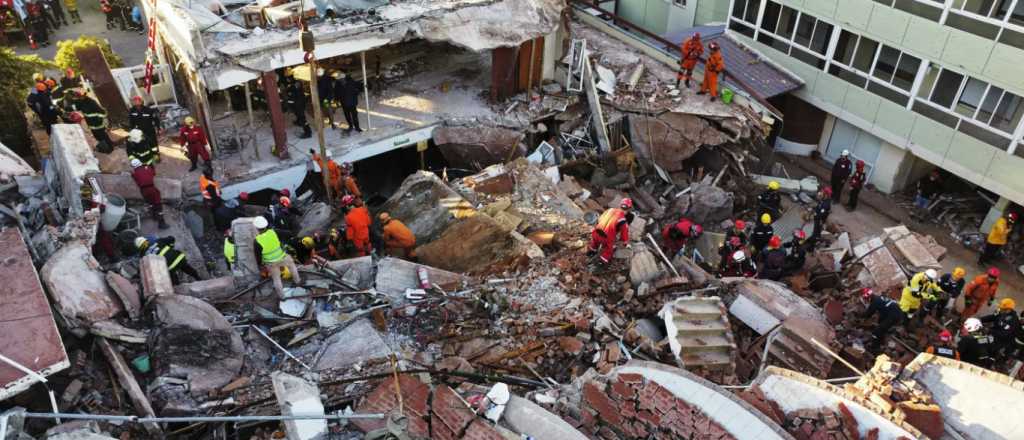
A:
955,78,988,117
930,70,965,108
777,6,798,39
992,92,1024,132
744,0,762,23
795,14,815,47
993,0,1013,19
917,64,940,99
873,46,900,83
853,37,878,72
810,21,833,55
977,87,1004,124
761,1,782,33
732,0,746,19
893,53,920,91
1011,0,1024,26
833,30,858,65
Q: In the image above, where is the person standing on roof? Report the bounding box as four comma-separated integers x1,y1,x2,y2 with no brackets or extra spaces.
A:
757,181,782,221
963,268,1000,319
179,116,211,172
135,236,201,284
697,42,725,101
979,211,1016,265
587,199,635,264
830,150,852,204
900,269,943,329
286,75,312,139
379,212,416,259
750,213,774,257
128,95,160,161
342,195,372,256
846,160,867,211
959,318,995,368
129,158,167,229
253,216,302,298
676,32,703,89
337,70,363,134
860,287,904,351
661,217,702,258
925,329,960,360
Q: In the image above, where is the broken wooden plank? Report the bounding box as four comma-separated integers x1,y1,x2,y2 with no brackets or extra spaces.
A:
97,338,161,436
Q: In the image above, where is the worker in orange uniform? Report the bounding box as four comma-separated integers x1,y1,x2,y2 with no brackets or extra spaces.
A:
587,198,635,264
342,195,372,256
676,32,703,89
979,212,1016,265
697,42,725,101
925,329,960,360
325,152,343,201
340,162,361,198
962,268,1000,319
379,212,416,259
199,167,220,206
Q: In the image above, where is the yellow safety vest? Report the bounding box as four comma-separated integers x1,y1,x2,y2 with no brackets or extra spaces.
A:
256,229,285,263
157,244,185,270
224,237,235,264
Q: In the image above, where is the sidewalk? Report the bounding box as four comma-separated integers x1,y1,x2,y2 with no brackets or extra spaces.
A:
11,0,147,67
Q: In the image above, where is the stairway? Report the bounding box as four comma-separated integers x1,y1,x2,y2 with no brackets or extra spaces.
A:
664,297,736,371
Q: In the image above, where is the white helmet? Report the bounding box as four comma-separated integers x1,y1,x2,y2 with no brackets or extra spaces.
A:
732,250,746,263
964,318,983,333
841,149,850,157
924,269,938,281
128,129,143,143
253,216,269,229
130,158,142,168
134,236,148,250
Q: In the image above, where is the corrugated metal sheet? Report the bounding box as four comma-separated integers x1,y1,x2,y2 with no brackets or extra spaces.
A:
664,25,803,99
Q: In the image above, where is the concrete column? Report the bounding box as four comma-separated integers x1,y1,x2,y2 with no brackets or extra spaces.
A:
230,217,260,284
140,254,174,298
981,197,1011,235
261,71,288,156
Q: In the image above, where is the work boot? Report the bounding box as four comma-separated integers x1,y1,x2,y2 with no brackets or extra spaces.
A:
710,96,717,102
696,90,706,95
189,161,197,172
685,79,691,88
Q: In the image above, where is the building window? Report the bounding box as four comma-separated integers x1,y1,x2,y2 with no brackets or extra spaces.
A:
991,92,1024,132
914,63,1024,142
951,0,1015,21
927,69,966,109
731,0,762,24
752,1,832,69
672,0,687,7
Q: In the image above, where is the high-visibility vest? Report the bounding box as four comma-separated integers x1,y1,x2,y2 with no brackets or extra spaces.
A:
596,208,625,235
156,244,185,270
256,229,286,263
224,237,236,264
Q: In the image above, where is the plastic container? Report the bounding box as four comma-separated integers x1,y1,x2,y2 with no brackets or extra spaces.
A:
721,88,735,104
131,354,150,373
100,194,126,231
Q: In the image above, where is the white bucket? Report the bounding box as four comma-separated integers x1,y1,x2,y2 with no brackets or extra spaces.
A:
100,194,127,231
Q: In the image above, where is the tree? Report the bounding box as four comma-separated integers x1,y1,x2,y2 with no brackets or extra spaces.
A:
53,35,124,73
0,48,54,159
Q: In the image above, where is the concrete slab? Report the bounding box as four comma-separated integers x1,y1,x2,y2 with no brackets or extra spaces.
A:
152,295,245,396
883,226,942,272
40,243,124,328
661,296,736,371
853,237,907,293
95,173,183,202
174,276,237,301
140,255,174,298
374,257,468,304
503,395,588,440
271,372,328,440
48,124,100,218
144,210,210,280
315,319,393,371
0,228,70,400
323,256,375,289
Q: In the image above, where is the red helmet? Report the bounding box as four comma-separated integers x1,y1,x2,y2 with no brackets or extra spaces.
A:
131,95,143,105
693,32,701,39
938,329,952,343
709,42,720,51
793,229,807,239
279,188,291,198
279,196,292,208
734,220,745,230
341,195,356,206
768,236,781,248
620,198,633,209
821,186,833,197
987,267,1000,278
239,191,249,201
860,287,873,300
856,160,865,169
68,112,83,123
1008,212,1018,222
729,236,741,247
690,224,703,237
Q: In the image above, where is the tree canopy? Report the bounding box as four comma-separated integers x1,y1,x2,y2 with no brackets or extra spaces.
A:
54,35,124,73
0,47,54,99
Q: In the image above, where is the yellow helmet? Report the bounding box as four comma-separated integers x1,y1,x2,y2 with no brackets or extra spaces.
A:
1000,298,1016,310
760,213,772,225
301,236,314,248
184,116,195,126
952,267,966,280
32,73,44,82
768,181,780,191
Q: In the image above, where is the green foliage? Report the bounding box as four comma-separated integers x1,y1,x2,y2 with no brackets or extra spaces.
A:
0,48,53,154
53,35,124,73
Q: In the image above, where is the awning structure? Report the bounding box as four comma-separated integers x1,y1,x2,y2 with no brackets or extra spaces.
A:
665,25,803,99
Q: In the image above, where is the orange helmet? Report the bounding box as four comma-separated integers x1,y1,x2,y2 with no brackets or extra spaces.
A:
34,83,46,92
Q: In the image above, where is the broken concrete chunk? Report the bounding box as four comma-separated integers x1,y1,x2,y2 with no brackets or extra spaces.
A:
379,171,469,243
315,319,393,371
628,112,732,172
685,183,734,225
434,125,525,170
151,295,245,397
96,173,183,202
296,202,332,238
509,158,585,220
48,124,100,218
105,272,141,319
323,256,374,289
174,276,236,301
41,243,124,328
271,372,328,440
416,214,516,273
139,254,174,298
90,320,147,344
374,257,467,304
230,218,260,284
629,244,662,286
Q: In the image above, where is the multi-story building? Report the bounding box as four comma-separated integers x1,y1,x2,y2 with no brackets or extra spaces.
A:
727,0,1024,224
608,0,731,36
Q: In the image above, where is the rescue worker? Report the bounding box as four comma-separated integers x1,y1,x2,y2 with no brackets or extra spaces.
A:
179,116,211,171
676,32,703,89
316,68,334,128
343,195,372,256
209,191,240,233
911,169,942,221
26,82,58,134
293,236,318,265
958,317,995,368
718,236,744,273
127,95,160,158
340,162,361,198
925,329,960,360
720,250,756,278
287,78,312,139
963,268,1000,319
782,229,808,275
379,212,416,259
129,158,167,229
931,267,966,320
134,236,201,284
126,129,156,167
724,219,748,248
697,42,725,101
758,236,786,281
199,168,221,204
253,216,302,298
830,150,853,204
979,212,1016,265
68,89,113,152
223,230,235,268
757,181,782,221
900,269,942,328
861,287,904,351
326,152,344,201
981,299,1020,362
846,160,866,211
325,227,346,259
810,187,832,244
661,217,702,258
750,213,774,256
266,196,297,233
587,199,635,264
301,148,326,200
337,70,363,133
65,0,80,23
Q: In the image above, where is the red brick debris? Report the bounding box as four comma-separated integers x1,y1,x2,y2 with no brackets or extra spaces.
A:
577,375,737,440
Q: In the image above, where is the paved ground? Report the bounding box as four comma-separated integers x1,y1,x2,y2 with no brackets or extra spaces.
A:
780,154,1024,317
11,0,148,68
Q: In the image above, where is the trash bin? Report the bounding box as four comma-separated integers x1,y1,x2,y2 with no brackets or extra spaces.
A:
721,88,735,104
100,194,126,231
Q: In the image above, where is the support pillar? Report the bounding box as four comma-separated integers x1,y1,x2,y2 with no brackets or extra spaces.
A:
230,217,260,284
490,46,517,103
261,71,288,158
